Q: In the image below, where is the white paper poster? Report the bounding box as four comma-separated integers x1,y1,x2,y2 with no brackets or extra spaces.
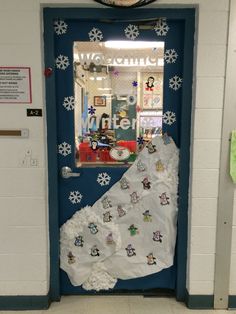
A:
0,67,32,103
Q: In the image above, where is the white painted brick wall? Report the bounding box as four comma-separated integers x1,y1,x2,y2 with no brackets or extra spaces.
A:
0,0,233,297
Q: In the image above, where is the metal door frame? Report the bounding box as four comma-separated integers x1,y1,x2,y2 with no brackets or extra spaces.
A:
43,7,195,302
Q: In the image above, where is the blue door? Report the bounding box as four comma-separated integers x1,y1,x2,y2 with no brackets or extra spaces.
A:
44,8,195,297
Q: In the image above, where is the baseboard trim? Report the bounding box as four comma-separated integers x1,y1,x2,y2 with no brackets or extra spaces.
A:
186,291,214,309
229,295,236,309
0,294,51,310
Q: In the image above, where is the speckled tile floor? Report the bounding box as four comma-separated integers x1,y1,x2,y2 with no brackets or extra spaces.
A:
0,296,236,313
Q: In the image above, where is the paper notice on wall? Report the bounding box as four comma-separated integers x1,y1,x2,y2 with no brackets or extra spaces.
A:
0,67,32,103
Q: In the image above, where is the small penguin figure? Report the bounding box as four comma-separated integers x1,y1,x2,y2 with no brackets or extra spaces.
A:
90,140,98,151
67,251,76,264
145,76,155,91
125,244,136,257
137,159,146,172
90,245,100,257
120,177,129,189
106,232,114,245
146,141,156,154
130,192,139,204
162,133,171,145
142,177,151,190
143,210,152,222
147,253,157,265
117,205,126,217
103,211,112,223
156,160,165,172
88,222,98,234
159,192,170,206
128,224,139,236
102,196,112,209
74,235,84,247
153,230,163,243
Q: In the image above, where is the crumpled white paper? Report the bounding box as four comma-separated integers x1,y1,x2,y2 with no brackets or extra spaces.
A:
60,135,179,291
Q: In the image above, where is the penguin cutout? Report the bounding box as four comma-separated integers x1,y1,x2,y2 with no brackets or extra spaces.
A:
88,222,98,234
74,235,84,247
67,251,76,264
90,245,100,257
103,211,112,223
125,244,136,257
159,192,170,206
117,205,126,217
153,230,163,243
142,177,151,190
146,253,156,265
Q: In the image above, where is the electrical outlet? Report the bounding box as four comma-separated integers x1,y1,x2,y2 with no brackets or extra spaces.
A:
30,158,38,167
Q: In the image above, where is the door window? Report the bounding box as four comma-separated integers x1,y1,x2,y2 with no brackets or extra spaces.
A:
73,41,164,165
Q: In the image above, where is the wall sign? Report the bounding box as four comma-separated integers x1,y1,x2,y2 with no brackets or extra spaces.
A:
27,109,42,117
0,67,32,103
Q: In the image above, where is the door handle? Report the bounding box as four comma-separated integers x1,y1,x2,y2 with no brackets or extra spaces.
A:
61,166,81,179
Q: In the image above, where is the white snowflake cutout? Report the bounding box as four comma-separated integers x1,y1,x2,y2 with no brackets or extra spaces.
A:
58,142,71,156
169,75,182,91
164,49,178,64
55,54,70,70
163,111,176,126
68,191,83,204
154,18,169,36
124,24,139,40
63,96,75,111
54,20,68,35
97,172,111,186
88,27,103,42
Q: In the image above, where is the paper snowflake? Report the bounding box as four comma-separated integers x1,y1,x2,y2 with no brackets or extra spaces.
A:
164,49,178,64
124,24,139,40
137,136,144,145
58,142,71,156
55,54,70,70
69,191,83,204
54,20,68,35
154,18,169,36
163,111,176,125
88,105,96,115
112,69,119,77
63,96,75,111
97,172,111,186
169,75,182,91
88,27,103,42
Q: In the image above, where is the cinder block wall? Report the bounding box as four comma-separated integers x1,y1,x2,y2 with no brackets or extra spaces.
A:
0,0,234,297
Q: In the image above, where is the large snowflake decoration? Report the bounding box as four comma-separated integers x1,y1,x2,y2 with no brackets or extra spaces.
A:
154,18,169,36
88,27,103,42
58,142,71,156
169,75,182,91
97,172,111,186
88,105,96,115
63,96,75,111
124,24,139,40
54,20,68,35
163,111,176,126
55,55,70,70
164,49,178,64
69,191,83,204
